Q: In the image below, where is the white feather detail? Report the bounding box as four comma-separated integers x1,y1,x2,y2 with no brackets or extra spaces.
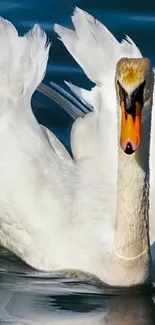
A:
54,7,142,86
0,18,50,99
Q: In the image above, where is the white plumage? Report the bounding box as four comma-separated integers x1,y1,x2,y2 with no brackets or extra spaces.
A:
0,9,154,287
54,8,155,285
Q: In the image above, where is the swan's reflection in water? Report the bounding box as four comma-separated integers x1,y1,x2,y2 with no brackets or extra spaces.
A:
0,248,155,324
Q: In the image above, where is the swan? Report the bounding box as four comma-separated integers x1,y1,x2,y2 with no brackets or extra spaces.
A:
0,14,154,287
41,8,155,286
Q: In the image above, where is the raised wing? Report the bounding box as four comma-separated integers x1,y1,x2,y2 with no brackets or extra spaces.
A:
54,7,142,86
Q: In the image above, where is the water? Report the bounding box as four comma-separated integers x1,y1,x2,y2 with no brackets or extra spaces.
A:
0,246,155,324
1,0,155,323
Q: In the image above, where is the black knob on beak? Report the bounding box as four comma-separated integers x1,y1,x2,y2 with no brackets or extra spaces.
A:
125,142,134,155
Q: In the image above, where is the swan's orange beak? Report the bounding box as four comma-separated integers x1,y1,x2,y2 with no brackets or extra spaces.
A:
120,101,142,154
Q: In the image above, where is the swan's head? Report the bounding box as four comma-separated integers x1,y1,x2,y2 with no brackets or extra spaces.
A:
115,58,154,154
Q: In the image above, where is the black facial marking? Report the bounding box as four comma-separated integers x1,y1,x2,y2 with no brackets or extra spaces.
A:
117,80,146,121
117,80,128,103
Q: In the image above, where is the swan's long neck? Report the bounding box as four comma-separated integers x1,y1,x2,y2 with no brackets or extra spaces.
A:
109,108,152,286
114,148,149,257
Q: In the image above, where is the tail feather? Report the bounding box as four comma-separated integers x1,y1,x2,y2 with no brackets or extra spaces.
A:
0,18,50,99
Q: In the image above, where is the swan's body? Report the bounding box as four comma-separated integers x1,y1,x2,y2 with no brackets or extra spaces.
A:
0,12,154,287
53,8,155,285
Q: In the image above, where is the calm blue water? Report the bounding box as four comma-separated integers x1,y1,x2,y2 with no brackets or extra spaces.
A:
0,0,155,323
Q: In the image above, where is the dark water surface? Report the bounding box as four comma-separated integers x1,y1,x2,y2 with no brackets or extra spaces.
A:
0,0,155,323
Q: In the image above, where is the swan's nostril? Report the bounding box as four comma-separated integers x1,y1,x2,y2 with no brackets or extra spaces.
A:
125,142,134,155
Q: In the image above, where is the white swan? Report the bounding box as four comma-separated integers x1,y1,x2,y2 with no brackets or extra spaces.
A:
0,14,154,287
43,8,155,285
